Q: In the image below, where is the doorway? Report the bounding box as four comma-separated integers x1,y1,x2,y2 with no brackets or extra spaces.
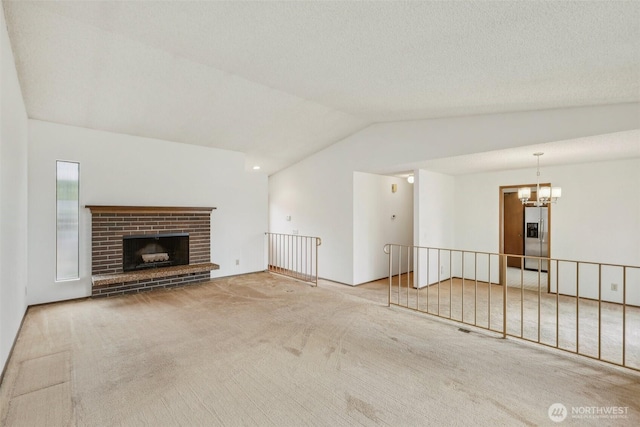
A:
499,184,551,291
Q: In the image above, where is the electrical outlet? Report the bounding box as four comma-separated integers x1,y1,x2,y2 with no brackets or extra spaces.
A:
611,283,618,291
292,230,299,235
235,259,240,266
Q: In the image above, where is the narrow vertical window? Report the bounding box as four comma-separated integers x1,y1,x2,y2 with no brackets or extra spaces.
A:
56,161,79,281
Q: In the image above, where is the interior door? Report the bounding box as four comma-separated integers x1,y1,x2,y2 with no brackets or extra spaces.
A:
504,192,524,268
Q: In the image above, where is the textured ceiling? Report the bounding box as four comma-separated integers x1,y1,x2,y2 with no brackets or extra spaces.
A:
3,1,640,174
395,129,640,176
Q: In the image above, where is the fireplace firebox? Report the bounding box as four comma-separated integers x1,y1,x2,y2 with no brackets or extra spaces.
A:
123,233,189,272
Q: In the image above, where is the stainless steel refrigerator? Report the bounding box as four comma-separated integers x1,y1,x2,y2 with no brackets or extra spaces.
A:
524,206,548,271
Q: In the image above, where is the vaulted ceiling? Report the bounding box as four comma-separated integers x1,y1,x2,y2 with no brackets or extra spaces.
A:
4,1,640,175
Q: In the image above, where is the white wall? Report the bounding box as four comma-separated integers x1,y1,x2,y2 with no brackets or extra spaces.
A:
353,172,412,285
28,120,267,305
453,158,640,304
414,169,455,287
0,5,29,373
269,104,638,286
549,159,639,267
548,159,640,305
415,169,455,249
454,158,640,261
269,146,354,284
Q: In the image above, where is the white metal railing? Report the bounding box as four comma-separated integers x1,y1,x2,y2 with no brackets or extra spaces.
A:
384,244,640,372
265,232,321,286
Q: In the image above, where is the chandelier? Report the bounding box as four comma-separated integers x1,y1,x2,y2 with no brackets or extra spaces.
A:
518,153,562,206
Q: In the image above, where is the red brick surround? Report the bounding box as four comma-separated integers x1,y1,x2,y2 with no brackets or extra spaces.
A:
87,206,217,296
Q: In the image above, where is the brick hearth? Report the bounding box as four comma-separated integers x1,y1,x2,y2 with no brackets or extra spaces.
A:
87,206,219,297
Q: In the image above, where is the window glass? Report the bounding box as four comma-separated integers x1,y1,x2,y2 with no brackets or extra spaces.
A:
56,161,79,280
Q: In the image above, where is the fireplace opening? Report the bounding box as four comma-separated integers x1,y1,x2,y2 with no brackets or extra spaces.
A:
123,233,189,272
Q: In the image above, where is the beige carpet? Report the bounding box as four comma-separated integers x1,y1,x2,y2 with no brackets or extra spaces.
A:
1,272,639,426
388,274,640,370
507,266,548,291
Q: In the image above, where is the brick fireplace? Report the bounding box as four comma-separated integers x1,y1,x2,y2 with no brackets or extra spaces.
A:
87,206,219,297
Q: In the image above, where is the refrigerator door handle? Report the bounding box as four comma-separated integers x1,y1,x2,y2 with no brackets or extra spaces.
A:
540,218,545,243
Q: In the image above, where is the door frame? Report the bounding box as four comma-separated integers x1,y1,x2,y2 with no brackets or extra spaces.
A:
499,183,551,291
